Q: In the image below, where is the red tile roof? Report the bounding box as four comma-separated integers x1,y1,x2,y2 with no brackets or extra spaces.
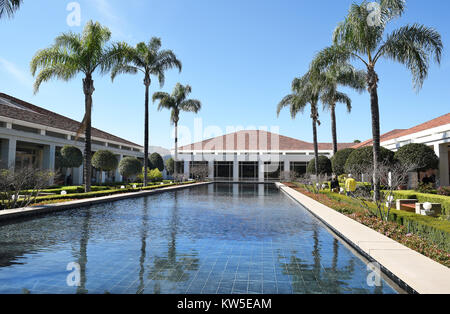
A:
179,130,354,152
0,93,142,148
353,113,450,148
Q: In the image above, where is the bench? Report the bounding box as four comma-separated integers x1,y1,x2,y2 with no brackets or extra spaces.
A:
396,199,418,213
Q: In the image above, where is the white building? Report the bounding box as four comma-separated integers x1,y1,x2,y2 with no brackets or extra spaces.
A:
0,93,143,185
175,130,353,181
353,113,450,187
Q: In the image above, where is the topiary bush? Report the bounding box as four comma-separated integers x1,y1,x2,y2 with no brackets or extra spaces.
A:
307,156,332,175
394,143,439,174
331,148,354,175
119,157,142,179
149,153,164,172
92,150,118,172
61,145,83,168
345,146,395,174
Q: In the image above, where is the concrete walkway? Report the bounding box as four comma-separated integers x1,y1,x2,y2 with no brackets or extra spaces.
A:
276,183,450,294
0,182,211,222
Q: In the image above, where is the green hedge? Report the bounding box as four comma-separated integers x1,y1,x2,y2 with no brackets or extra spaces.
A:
392,191,450,216
321,190,450,252
30,181,196,204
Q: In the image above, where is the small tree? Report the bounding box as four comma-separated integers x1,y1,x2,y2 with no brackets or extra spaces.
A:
307,156,332,175
331,148,354,175
166,158,174,175
149,169,163,182
351,161,417,221
119,157,142,182
190,165,209,181
61,146,83,168
395,143,439,180
149,153,164,172
0,167,54,210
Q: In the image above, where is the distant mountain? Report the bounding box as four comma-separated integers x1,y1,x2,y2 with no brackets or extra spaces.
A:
149,146,172,160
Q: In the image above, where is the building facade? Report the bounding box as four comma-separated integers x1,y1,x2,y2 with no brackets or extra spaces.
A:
353,113,450,187
175,130,353,181
0,93,143,185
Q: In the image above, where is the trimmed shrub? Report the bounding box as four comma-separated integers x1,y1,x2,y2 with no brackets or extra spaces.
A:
149,153,164,172
119,157,142,179
61,146,83,168
331,148,354,175
92,150,118,172
345,146,395,173
394,143,439,173
307,156,332,175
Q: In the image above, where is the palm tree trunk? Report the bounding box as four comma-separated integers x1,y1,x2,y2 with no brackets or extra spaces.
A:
83,76,94,193
143,77,150,187
330,103,338,155
174,121,178,178
368,66,381,202
312,116,319,178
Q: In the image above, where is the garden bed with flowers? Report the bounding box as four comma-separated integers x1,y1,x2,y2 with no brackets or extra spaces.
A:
285,183,450,268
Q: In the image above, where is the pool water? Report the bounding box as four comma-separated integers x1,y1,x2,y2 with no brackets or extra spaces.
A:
0,184,399,294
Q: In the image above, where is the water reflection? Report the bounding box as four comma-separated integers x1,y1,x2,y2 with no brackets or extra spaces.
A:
147,193,199,292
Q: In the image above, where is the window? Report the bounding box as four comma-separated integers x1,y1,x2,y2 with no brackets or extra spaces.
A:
12,124,39,134
46,131,67,140
290,162,308,176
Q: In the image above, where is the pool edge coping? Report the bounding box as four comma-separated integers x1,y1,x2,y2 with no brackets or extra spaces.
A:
0,182,212,223
275,182,450,295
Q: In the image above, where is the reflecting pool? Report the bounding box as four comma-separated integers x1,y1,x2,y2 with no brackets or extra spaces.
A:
0,184,400,294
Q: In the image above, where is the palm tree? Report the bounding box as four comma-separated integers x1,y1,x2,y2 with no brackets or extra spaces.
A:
0,0,22,18
312,62,366,154
311,0,443,200
111,38,182,187
31,21,127,192
277,72,323,177
153,84,201,178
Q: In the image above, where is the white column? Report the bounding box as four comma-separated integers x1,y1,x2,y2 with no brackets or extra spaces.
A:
115,155,123,182
184,160,190,179
284,160,290,181
208,160,214,180
435,143,449,187
43,144,55,185
233,157,239,182
74,164,83,186
258,160,265,182
7,138,16,169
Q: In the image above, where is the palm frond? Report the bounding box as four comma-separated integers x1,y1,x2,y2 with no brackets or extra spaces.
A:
180,99,201,113
32,63,78,94
0,0,22,18
377,24,443,89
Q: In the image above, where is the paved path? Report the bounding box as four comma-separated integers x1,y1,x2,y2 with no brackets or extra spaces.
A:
276,183,450,294
0,182,211,222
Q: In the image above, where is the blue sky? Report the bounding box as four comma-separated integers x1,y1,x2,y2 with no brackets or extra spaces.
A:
0,0,449,149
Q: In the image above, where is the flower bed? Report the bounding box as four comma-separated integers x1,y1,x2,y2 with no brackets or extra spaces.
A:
285,183,450,268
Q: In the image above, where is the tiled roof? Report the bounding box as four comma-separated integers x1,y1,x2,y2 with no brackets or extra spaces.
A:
353,113,450,148
0,93,142,148
179,130,354,152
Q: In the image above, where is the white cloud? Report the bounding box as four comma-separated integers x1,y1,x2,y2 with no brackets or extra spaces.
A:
0,57,33,88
